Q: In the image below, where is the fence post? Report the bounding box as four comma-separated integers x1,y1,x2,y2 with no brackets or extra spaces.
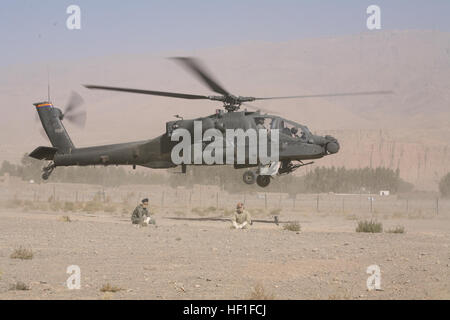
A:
370,196,373,218
264,193,267,210
189,191,192,208
316,194,319,212
436,198,439,216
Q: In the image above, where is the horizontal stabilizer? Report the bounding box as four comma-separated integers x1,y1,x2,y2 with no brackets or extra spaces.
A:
29,146,58,160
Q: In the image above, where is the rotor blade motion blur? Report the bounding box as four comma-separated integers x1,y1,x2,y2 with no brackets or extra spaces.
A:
63,91,87,128
253,90,394,101
84,85,210,100
170,57,229,96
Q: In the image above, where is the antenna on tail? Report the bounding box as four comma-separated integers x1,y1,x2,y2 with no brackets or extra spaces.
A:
47,66,51,102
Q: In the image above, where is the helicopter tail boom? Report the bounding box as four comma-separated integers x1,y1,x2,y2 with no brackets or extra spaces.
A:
33,101,75,154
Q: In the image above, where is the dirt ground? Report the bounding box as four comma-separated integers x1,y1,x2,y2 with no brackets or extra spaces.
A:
0,207,449,300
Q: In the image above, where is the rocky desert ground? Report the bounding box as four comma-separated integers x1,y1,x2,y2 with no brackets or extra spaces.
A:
0,185,449,300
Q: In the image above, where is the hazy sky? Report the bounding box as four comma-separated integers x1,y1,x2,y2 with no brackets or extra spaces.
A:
1,0,450,67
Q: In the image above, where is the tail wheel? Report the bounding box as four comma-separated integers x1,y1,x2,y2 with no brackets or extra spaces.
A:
243,170,256,185
256,175,271,188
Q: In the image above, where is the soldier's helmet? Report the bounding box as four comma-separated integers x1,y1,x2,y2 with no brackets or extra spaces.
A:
291,127,298,135
142,198,149,204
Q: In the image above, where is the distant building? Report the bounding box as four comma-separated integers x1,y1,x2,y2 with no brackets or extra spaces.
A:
379,190,390,196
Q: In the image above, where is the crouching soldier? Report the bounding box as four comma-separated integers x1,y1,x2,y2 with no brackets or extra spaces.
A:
131,198,156,226
231,202,252,229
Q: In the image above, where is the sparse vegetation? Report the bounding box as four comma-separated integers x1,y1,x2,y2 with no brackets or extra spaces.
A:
249,208,267,217
63,201,75,212
270,208,282,215
84,201,103,213
10,247,34,260
49,201,63,212
283,221,301,232
386,225,405,234
9,281,30,291
174,210,186,217
223,208,234,217
356,220,383,233
5,199,23,209
248,283,275,300
100,283,123,293
60,215,72,222
104,205,117,213
439,172,450,198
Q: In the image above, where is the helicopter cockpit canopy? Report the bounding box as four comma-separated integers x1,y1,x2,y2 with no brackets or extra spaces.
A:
252,115,312,140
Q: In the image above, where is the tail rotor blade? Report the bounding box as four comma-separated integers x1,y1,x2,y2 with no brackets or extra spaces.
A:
64,91,84,114
65,111,87,128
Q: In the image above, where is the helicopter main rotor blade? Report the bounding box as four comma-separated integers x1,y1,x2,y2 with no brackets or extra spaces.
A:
84,85,210,100
242,103,278,115
171,57,230,96
253,90,394,101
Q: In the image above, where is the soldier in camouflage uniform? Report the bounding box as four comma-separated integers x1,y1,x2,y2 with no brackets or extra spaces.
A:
131,198,155,226
231,202,252,229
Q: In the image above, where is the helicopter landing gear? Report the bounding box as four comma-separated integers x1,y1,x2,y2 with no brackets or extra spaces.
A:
243,170,256,185
256,175,271,188
42,162,56,180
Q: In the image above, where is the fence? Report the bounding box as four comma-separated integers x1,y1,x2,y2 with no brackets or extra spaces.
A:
1,181,448,217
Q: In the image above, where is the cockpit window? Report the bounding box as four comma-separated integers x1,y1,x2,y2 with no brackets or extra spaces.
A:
252,115,311,140
253,117,272,130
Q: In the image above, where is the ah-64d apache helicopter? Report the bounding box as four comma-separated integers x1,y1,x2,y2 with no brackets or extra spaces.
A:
30,57,391,187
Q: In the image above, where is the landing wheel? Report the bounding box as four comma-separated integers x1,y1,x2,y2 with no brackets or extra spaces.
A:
256,175,271,188
243,170,256,185
41,162,55,181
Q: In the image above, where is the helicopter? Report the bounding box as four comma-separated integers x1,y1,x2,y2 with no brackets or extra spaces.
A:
30,57,392,187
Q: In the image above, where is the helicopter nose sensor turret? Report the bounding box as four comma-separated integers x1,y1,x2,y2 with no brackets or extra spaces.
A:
322,135,339,154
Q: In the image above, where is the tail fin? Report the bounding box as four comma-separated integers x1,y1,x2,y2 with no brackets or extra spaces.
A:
34,101,75,153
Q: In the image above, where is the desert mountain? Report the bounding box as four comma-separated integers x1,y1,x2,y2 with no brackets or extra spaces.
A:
1,30,449,190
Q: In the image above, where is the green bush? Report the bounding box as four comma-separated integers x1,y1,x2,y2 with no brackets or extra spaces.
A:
10,247,34,260
283,221,301,232
356,220,383,233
